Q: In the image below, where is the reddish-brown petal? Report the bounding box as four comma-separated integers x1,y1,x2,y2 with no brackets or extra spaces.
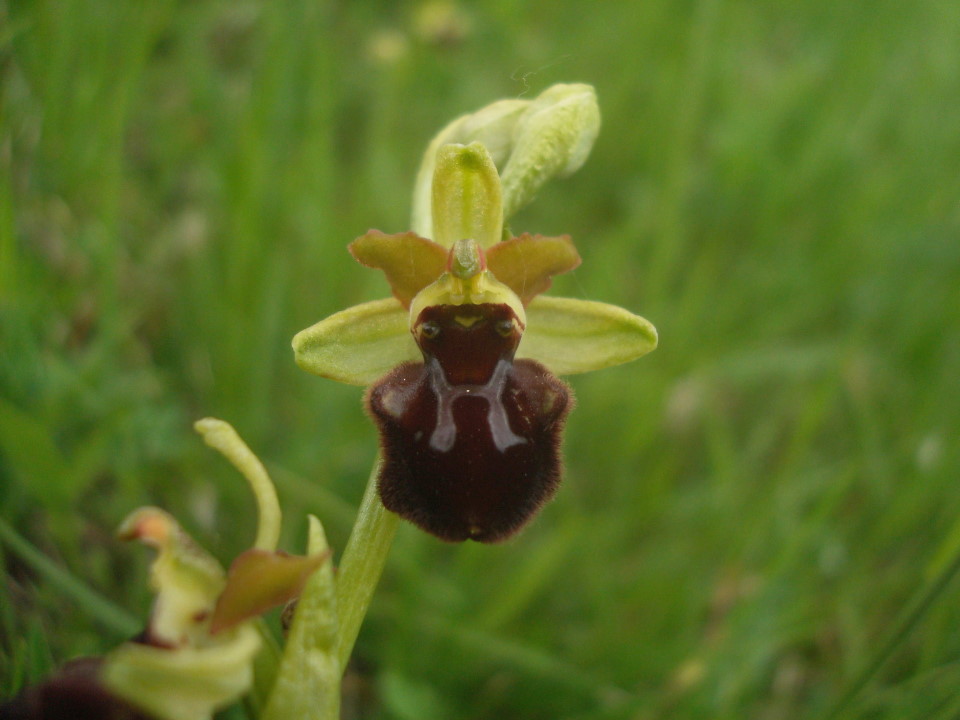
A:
209,548,329,635
486,233,581,304
349,230,448,307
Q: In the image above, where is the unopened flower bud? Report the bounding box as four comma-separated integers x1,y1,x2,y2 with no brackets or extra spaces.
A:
499,83,600,220
411,83,600,235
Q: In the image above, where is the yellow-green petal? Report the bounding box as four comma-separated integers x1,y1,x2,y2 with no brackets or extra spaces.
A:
518,295,657,375
292,298,419,386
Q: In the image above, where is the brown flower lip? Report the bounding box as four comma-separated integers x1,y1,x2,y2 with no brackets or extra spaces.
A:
0,657,154,720
367,302,571,542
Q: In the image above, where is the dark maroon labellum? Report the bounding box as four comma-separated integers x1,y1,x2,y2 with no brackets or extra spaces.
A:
0,657,153,720
366,303,572,542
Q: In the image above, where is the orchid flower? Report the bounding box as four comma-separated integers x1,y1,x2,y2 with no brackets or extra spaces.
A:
292,85,657,543
20,420,331,720
0,420,335,720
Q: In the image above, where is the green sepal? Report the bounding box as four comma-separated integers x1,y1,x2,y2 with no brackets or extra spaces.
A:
411,99,528,236
103,624,261,720
486,233,582,305
349,230,447,308
431,142,504,249
209,548,329,635
517,295,658,375
292,298,420,386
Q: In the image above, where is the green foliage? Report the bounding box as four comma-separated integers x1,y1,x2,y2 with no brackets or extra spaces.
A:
2,0,959,718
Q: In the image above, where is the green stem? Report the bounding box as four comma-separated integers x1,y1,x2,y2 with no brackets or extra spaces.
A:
262,456,397,720
334,454,400,670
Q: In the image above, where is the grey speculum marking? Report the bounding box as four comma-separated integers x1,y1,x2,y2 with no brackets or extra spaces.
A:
427,357,527,453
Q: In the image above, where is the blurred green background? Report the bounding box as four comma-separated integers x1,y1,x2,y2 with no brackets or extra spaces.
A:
2,0,959,718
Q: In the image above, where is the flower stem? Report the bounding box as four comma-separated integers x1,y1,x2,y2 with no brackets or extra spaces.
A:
334,454,400,671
